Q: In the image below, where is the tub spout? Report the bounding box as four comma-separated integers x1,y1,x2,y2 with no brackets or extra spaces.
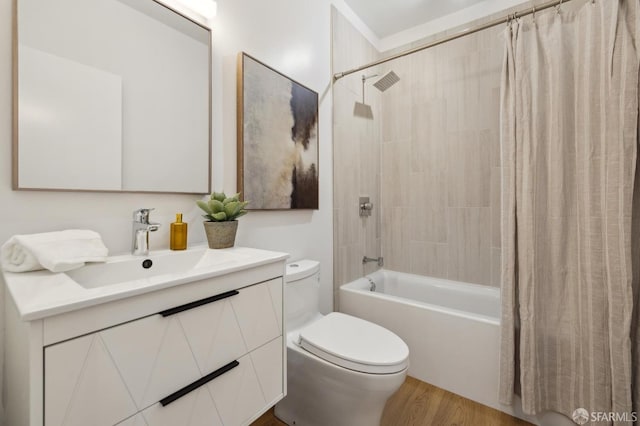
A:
363,256,383,267
366,277,376,292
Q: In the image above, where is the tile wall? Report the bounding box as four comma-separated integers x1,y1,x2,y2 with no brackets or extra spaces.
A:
333,7,505,293
331,7,382,307
379,28,503,286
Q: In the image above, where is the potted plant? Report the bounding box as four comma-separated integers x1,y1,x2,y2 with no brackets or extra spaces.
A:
196,191,249,249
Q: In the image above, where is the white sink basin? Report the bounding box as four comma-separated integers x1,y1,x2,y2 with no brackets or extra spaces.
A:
3,246,289,321
65,247,249,289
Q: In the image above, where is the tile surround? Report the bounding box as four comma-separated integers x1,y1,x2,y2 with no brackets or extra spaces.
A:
332,6,504,293
378,21,503,287
331,7,382,307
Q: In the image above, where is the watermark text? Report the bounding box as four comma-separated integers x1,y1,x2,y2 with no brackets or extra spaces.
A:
572,408,637,424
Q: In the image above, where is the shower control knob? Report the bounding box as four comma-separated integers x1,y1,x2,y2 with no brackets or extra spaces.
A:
359,196,374,217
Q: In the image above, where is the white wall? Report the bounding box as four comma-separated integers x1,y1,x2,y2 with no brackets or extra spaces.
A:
210,0,344,314
0,0,368,421
207,0,375,314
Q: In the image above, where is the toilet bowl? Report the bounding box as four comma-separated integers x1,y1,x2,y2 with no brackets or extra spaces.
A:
274,260,409,426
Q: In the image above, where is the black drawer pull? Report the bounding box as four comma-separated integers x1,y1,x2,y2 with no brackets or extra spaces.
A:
159,290,239,317
160,360,240,407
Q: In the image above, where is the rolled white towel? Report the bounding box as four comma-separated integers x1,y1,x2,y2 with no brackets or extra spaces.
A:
1,230,108,273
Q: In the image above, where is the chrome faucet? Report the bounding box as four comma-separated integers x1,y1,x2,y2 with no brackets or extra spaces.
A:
132,208,160,256
363,256,384,267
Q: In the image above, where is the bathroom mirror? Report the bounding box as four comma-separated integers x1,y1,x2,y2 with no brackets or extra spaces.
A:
13,0,211,193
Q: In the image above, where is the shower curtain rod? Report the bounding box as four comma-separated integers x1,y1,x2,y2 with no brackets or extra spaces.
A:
333,0,580,81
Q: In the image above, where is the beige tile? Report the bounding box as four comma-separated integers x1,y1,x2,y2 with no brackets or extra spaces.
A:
408,171,447,243
334,288,341,312
381,142,411,208
333,209,342,287
447,207,491,285
346,244,363,285
477,51,499,122
333,124,360,210
411,101,447,174
362,199,379,257
331,8,380,78
332,120,348,164
381,207,411,272
359,129,380,196
332,9,384,296
444,57,464,131
447,131,491,208
336,204,360,247
391,56,411,93
358,172,381,241
332,122,354,178
490,129,501,172
332,8,384,296
490,167,501,248
409,50,436,94
491,247,502,288
461,52,481,132
335,167,359,214
381,87,412,143
365,236,381,264
409,241,448,279
335,244,347,288
478,128,494,171
337,244,364,287
363,260,379,276
333,208,340,247
489,89,501,168
374,172,382,240
333,82,358,126
344,73,365,103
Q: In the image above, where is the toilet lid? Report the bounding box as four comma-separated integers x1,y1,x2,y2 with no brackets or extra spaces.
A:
298,312,409,374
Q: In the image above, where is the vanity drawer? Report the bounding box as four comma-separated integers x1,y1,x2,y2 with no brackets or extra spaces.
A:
44,278,282,426
137,337,283,426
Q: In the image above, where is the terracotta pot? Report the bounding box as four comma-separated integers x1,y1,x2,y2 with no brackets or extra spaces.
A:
203,220,238,249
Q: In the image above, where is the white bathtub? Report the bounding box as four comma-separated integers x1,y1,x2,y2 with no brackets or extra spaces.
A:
340,270,551,425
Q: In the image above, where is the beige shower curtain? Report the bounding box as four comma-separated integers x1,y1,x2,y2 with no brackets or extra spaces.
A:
499,0,640,421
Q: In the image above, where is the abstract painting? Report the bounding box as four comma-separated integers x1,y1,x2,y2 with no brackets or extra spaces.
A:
237,52,319,210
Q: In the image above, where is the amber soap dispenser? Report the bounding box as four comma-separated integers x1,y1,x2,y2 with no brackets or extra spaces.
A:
170,213,188,250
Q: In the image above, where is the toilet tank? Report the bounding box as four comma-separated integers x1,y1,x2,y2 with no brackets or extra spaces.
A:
285,260,320,329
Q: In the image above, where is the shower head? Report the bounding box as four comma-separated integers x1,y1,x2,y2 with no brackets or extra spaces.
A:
351,72,398,119
354,102,374,119
373,71,400,92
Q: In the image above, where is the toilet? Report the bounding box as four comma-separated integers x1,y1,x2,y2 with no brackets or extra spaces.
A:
274,260,409,426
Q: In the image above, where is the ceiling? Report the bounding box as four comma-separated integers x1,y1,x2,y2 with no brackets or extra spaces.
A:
344,0,487,39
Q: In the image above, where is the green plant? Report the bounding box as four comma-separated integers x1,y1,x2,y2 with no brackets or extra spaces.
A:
197,191,249,222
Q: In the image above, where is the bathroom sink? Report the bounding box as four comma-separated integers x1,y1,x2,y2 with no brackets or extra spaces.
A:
65,247,246,289
2,245,288,321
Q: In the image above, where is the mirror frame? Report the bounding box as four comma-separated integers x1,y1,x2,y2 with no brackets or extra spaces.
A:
11,0,212,194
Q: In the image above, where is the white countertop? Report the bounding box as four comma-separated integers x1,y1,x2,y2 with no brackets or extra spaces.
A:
3,245,288,321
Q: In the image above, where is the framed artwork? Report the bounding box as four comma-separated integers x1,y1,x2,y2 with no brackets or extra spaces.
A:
237,52,319,210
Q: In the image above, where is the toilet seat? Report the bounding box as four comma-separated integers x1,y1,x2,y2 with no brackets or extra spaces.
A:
298,312,409,374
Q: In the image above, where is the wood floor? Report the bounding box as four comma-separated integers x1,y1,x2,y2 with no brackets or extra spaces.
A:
251,376,533,426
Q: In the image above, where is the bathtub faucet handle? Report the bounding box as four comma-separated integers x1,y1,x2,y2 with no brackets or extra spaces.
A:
363,256,383,267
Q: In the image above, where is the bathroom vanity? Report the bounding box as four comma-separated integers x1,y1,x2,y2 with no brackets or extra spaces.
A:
3,246,288,426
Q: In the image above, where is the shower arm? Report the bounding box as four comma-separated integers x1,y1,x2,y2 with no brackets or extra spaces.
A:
359,74,381,105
